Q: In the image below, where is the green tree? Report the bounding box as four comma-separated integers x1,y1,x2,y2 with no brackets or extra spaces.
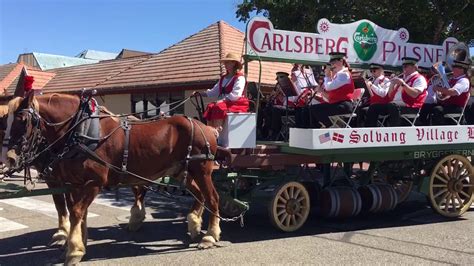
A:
236,0,473,44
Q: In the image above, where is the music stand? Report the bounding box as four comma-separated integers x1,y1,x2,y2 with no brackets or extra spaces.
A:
276,72,298,140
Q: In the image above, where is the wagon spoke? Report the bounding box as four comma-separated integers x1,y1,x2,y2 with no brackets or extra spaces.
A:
294,188,301,199
443,194,452,211
439,165,448,179
458,174,470,182
277,208,287,217
462,184,474,188
296,196,306,202
454,193,465,209
278,196,287,204
451,159,460,178
433,188,448,199
446,160,453,177
295,212,303,219
280,213,288,224
459,190,470,199
290,214,297,225
284,214,291,227
432,184,447,188
434,174,448,184
439,191,451,206
455,165,468,179
283,189,290,201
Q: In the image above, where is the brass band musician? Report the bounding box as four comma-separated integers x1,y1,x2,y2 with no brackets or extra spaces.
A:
291,64,319,128
365,57,427,127
430,60,471,125
310,52,355,128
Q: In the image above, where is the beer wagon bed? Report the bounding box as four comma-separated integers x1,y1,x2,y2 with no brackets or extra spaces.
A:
207,129,474,232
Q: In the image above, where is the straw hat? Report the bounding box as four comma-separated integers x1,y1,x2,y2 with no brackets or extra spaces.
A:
220,52,243,68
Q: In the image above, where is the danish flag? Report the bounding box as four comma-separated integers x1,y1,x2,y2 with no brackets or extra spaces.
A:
332,132,344,143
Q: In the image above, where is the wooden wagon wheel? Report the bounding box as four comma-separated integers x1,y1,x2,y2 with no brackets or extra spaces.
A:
429,154,474,217
268,181,310,232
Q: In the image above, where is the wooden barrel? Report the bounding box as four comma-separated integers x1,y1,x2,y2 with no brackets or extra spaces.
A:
358,184,398,213
320,187,362,218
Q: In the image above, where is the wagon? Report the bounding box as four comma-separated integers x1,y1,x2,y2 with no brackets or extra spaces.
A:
207,134,474,232
195,17,474,232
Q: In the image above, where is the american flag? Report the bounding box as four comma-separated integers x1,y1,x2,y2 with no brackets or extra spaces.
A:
332,132,344,143
318,132,331,144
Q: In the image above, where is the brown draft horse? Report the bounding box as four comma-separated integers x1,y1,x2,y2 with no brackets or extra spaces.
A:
1,106,148,247
6,93,221,265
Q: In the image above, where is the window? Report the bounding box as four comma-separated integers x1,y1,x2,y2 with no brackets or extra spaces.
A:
131,91,184,118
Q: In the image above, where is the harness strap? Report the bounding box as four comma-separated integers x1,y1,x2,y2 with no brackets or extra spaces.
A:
120,119,131,172
182,117,195,186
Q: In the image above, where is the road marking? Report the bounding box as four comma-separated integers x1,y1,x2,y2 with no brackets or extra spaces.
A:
0,217,28,232
0,198,98,218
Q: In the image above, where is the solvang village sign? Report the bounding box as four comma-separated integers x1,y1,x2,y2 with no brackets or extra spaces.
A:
245,17,458,68
290,126,474,150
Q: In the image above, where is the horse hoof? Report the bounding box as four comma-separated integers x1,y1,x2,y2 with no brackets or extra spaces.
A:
197,235,216,249
188,229,202,241
48,231,68,247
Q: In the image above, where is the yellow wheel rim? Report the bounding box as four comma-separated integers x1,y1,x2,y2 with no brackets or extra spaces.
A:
269,181,310,232
429,155,474,217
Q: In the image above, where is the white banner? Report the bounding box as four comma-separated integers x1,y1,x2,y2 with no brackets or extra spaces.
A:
289,126,474,150
246,17,458,68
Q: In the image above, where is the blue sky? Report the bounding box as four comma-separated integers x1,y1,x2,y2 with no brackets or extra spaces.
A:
1,0,472,65
0,0,248,64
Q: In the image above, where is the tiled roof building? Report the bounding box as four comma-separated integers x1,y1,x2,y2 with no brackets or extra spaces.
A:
0,63,55,96
43,20,291,94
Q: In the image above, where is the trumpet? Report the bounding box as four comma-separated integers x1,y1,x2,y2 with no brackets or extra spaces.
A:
386,73,404,98
389,73,404,82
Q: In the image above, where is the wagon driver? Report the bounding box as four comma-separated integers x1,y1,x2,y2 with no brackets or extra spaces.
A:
195,52,249,130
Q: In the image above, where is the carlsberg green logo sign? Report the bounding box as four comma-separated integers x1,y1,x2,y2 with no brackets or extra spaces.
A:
353,22,378,61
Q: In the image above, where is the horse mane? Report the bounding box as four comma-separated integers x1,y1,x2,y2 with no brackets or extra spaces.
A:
7,96,40,115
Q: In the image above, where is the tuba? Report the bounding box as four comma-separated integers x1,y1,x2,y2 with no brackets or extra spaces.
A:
433,42,471,101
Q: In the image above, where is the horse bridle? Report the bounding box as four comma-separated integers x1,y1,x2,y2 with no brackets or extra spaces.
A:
8,107,45,170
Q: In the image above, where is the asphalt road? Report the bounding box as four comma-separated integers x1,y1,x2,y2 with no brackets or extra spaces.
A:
0,178,473,265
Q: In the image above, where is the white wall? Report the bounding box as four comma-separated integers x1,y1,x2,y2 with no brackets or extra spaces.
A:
96,94,131,114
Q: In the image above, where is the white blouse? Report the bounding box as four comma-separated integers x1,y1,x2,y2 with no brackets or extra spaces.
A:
205,75,246,101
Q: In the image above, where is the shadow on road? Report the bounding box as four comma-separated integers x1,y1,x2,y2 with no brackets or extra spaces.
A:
0,188,470,265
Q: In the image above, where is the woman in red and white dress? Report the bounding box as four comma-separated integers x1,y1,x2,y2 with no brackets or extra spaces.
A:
198,53,249,129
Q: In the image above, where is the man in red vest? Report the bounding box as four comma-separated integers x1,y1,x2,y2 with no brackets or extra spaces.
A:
430,60,471,125
365,57,427,127
357,63,391,126
311,52,354,128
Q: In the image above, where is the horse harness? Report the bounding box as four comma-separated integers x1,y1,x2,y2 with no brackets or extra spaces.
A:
10,94,215,188
9,94,245,225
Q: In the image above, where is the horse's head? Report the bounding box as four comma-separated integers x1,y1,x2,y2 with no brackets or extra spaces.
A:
6,93,41,168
